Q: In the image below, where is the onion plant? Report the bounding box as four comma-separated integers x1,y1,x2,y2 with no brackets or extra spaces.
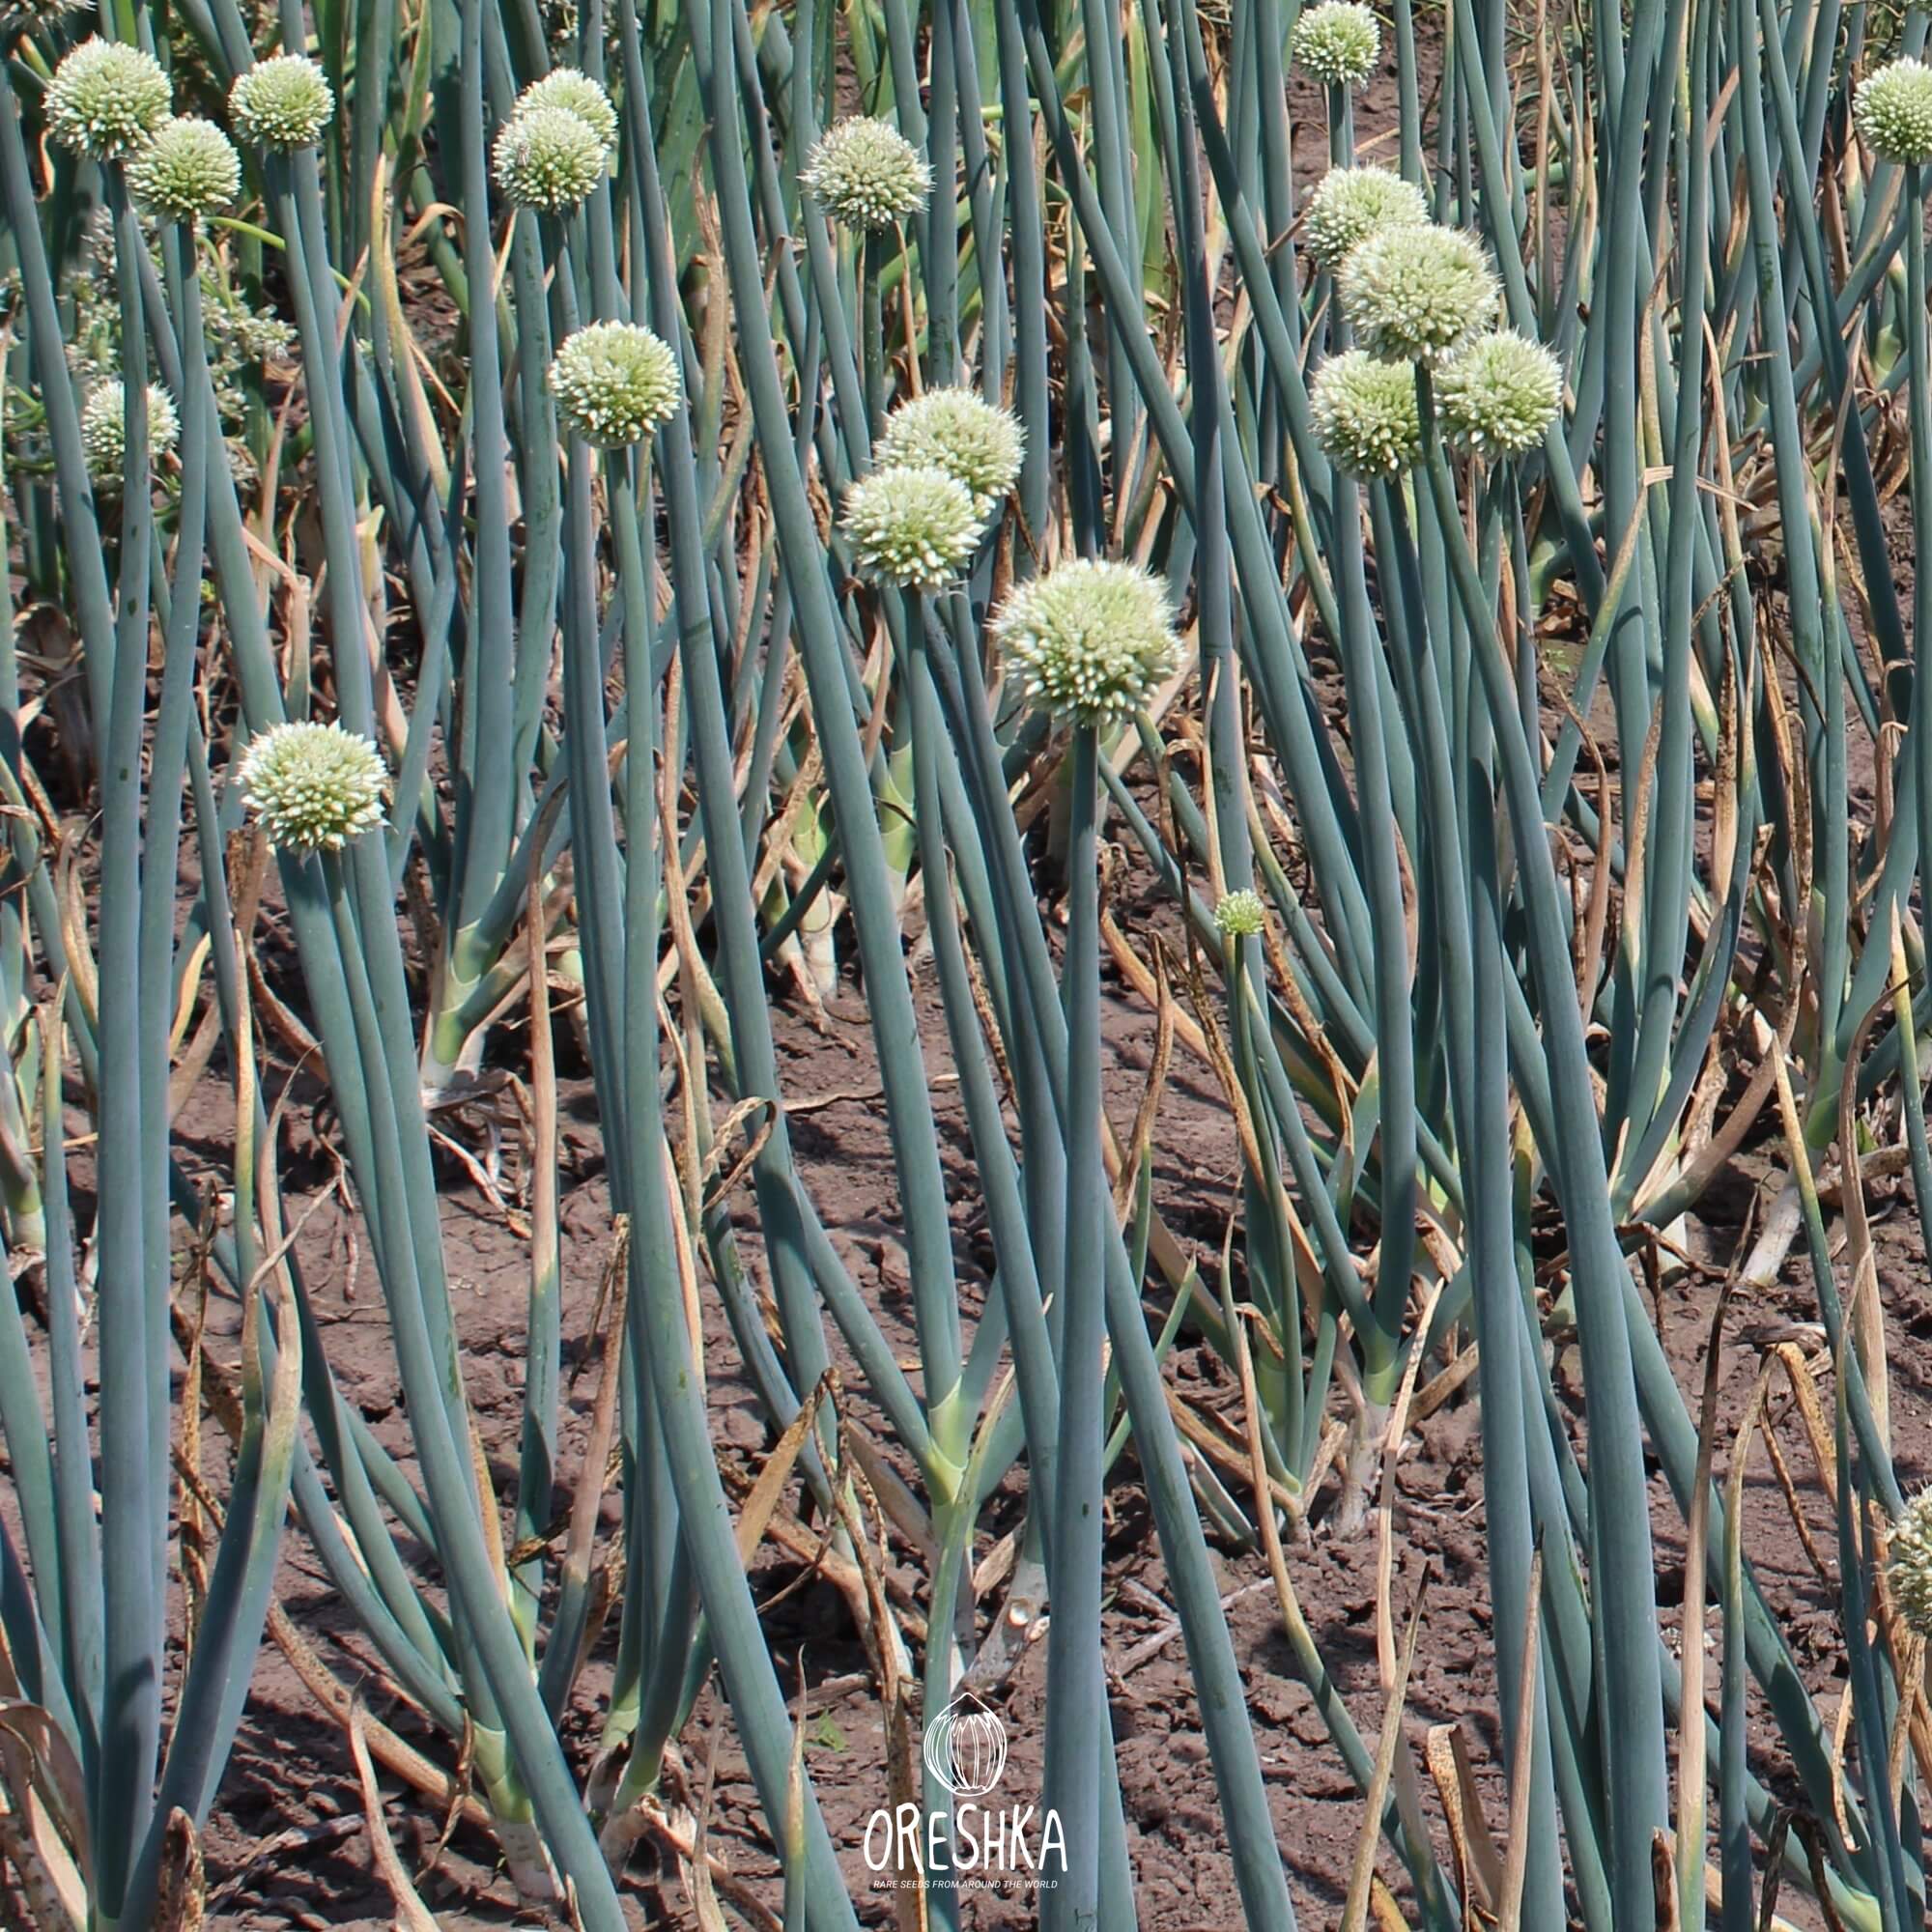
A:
0,25,303,1928
12,0,1932,1922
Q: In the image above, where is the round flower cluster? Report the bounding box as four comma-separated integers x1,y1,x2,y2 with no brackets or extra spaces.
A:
44,38,173,159
1889,1489,1932,1639
1302,165,1429,270
80,380,181,481
841,465,982,589
549,321,682,445
1435,331,1563,457
1311,350,1421,476
1340,224,1498,364
492,103,608,211
229,54,335,151
239,720,388,854
874,386,1025,521
1213,890,1268,938
1855,58,1932,164
993,558,1181,727
513,68,618,154
127,116,242,219
800,116,931,230
1292,1,1380,87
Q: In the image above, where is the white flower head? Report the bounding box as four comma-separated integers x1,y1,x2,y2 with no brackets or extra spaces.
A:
841,464,982,589
1340,223,1500,364
1311,350,1421,476
1435,330,1564,457
514,67,617,154
127,115,242,218
1890,1489,1932,1639
80,379,181,481
549,321,682,445
1856,59,1932,164
993,558,1181,726
229,54,335,151
240,720,388,854
45,38,172,158
800,116,931,230
1214,890,1268,937
1302,165,1430,270
493,103,608,210
874,386,1025,521
1293,1,1380,88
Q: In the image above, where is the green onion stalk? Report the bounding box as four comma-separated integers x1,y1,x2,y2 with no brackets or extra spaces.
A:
1324,455,1416,1526
1384,442,1567,1919
91,155,170,1922
221,10,635,1912
1042,720,1107,1931
1418,359,1669,1927
1903,152,1932,1243
0,41,311,1927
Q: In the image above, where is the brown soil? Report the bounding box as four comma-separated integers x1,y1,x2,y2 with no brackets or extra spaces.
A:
179,823,1900,1932
190,33,1895,1905
17,10,1897,1930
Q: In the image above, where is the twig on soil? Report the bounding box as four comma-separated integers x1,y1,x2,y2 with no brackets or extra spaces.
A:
202,1816,363,1915
1113,1579,1271,1678
347,1700,442,1932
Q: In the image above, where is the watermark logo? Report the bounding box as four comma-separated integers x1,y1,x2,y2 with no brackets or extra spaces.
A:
922,1691,1008,1798
862,1692,1065,1895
